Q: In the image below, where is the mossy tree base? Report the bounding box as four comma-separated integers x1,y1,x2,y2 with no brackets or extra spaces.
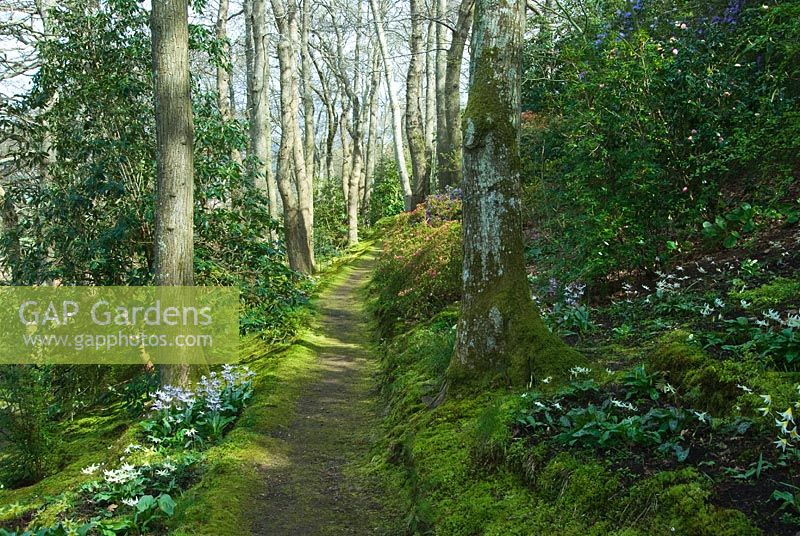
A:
450,275,584,387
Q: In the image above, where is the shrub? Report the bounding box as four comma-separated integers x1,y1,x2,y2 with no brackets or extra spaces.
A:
370,197,462,337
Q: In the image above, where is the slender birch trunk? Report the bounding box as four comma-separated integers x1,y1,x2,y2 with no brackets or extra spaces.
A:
368,0,412,210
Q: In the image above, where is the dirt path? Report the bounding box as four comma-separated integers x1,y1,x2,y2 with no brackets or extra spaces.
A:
251,250,396,535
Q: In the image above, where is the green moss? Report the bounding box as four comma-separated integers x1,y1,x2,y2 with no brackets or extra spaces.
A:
0,403,135,530
448,274,585,388
730,277,800,310
168,332,320,534
649,331,742,414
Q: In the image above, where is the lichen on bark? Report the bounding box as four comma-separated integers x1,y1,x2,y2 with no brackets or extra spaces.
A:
451,0,583,388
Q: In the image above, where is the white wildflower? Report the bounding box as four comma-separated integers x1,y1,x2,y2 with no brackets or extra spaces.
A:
81,463,101,475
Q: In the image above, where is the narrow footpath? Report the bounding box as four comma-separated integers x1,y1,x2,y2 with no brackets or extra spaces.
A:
251,250,398,535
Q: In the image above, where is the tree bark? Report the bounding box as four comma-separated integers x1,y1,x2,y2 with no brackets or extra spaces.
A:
406,0,430,208
245,0,279,239
451,0,580,387
362,48,382,219
424,16,437,168
216,0,233,120
151,0,194,387
435,0,448,192
438,0,473,190
368,0,412,210
271,0,315,273
300,0,315,181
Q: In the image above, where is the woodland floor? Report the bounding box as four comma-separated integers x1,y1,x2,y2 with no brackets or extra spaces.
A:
249,250,398,535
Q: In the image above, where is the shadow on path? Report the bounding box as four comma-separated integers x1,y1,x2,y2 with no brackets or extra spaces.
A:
251,251,396,536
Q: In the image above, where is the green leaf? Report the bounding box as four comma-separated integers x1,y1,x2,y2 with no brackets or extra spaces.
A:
136,495,156,513
723,234,739,248
158,493,176,516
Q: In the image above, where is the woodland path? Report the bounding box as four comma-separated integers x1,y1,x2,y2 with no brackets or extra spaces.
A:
251,250,398,535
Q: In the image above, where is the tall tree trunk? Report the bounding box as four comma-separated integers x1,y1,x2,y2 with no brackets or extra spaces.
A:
271,0,315,273
300,0,315,181
216,0,242,183
406,0,430,209
438,0,473,190
216,0,233,120
435,0,449,191
246,0,279,239
424,16,437,168
340,97,353,205
363,49,382,219
368,0,412,210
451,0,580,387
311,56,338,186
151,0,194,387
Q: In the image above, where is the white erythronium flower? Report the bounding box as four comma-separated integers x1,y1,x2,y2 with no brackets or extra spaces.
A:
81,463,101,475
569,366,591,378
774,437,792,451
740,300,750,308
693,411,710,424
786,314,800,328
736,384,752,393
184,427,198,438
700,304,714,316
660,383,676,394
764,309,781,322
779,407,794,423
541,376,552,384
610,398,637,411
122,497,139,507
714,298,725,308
124,444,142,454
775,420,790,434
760,394,772,406
757,406,770,416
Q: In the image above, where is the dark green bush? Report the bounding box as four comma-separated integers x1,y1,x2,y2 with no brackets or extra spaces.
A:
522,0,800,287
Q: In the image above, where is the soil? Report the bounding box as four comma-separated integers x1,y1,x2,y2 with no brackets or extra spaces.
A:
250,251,398,536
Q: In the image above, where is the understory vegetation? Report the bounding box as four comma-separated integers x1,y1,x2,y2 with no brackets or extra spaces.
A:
366,2,799,533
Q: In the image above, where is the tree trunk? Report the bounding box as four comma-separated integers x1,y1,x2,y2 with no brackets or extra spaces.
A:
451,0,580,387
368,0,412,210
340,98,353,205
216,0,233,120
271,0,315,273
438,0,473,190
435,0,449,191
151,0,194,387
406,0,430,209
216,0,242,178
362,49,382,219
300,0,315,181
424,16,437,169
246,0,279,239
